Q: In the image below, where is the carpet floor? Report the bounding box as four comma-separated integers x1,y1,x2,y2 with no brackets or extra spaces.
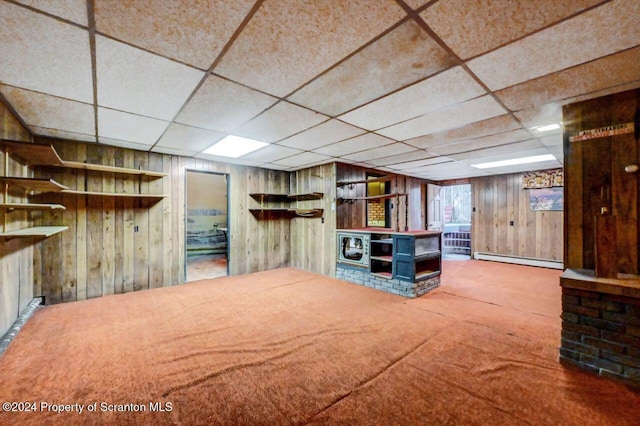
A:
0,260,638,425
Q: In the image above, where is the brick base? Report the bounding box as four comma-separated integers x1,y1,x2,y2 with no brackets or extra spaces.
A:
559,287,640,387
336,266,440,298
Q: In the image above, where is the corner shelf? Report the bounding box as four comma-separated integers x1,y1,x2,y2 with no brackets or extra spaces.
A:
0,226,68,240
249,192,324,220
249,208,324,219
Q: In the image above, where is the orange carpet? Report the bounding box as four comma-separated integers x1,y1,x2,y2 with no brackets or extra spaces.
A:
0,260,638,425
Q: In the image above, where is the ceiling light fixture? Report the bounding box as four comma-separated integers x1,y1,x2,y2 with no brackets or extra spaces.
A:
471,154,556,169
532,123,561,133
202,135,268,158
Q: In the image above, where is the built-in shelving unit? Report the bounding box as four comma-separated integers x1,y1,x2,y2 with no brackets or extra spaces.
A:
336,176,393,187
249,192,324,219
393,233,442,282
370,232,394,278
338,192,407,203
0,177,68,192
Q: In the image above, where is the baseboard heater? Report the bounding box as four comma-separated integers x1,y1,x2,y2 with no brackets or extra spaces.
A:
0,297,43,356
473,252,563,270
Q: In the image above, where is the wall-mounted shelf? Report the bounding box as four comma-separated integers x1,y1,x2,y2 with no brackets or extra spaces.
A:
0,203,66,211
338,193,407,202
0,177,69,192
249,208,324,219
60,190,167,200
337,176,393,187
249,192,324,220
249,192,323,203
0,226,68,240
0,140,167,177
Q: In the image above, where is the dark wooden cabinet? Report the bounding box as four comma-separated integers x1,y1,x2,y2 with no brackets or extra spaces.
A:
393,233,441,282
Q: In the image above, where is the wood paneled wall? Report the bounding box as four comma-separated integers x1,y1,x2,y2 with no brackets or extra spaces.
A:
563,89,639,273
290,163,337,276
31,138,294,304
31,139,337,304
336,163,428,231
0,100,34,336
471,173,563,261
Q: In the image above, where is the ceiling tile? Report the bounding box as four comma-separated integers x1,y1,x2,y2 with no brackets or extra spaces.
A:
378,95,507,140
340,66,485,130
559,80,640,106
466,1,640,90
30,126,96,143
539,134,562,147
214,0,406,97
547,145,564,161
428,129,534,156
404,114,522,149
314,133,395,157
496,46,640,111
388,157,454,171
272,152,332,168
151,146,198,157
410,163,492,180
450,141,548,163
367,150,434,167
98,137,152,151
277,119,366,150
15,0,88,25
0,85,95,135
155,123,226,151
175,75,277,133
0,2,93,102
98,108,169,145
403,0,431,9
242,144,303,163
233,102,328,143
259,163,294,171
288,20,456,116
95,35,204,120
422,0,604,60
341,143,416,162
514,105,563,130
94,0,255,69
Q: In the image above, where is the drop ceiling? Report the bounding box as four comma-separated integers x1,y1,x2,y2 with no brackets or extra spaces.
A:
1,0,639,180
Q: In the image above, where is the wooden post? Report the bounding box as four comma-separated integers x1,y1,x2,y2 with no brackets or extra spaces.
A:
595,214,617,278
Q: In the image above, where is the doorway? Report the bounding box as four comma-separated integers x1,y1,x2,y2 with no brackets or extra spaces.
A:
441,184,471,260
185,170,229,281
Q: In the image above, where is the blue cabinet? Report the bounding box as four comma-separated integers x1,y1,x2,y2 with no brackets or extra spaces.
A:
392,233,441,282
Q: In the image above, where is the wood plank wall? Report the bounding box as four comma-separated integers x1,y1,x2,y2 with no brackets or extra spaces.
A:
290,163,337,276
563,88,639,274
31,138,294,304
0,100,34,337
31,139,338,304
336,162,428,231
471,173,563,261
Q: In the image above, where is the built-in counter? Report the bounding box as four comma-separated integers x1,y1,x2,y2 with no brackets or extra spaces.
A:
336,228,441,298
560,269,640,386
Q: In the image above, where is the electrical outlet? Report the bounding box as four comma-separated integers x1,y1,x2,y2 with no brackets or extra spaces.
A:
134,225,139,232
509,220,514,226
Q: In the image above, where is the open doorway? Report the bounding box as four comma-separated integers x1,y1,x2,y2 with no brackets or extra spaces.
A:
441,184,471,260
186,170,229,281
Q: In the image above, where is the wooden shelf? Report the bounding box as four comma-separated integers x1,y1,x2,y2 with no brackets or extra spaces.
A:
0,203,66,211
371,271,393,279
338,193,406,202
249,192,324,203
371,255,393,262
371,238,393,244
0,139,64,166
0,140,166,177
337,176,393,187
0,226,68,240
0,177,68,192
415,251,441,261
61,190,167,200
415,270,440,280
249,208,323,219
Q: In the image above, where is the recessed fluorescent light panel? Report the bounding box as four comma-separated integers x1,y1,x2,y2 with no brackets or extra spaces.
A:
472,154,556,169
532,123,561,133
202,135,268,158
